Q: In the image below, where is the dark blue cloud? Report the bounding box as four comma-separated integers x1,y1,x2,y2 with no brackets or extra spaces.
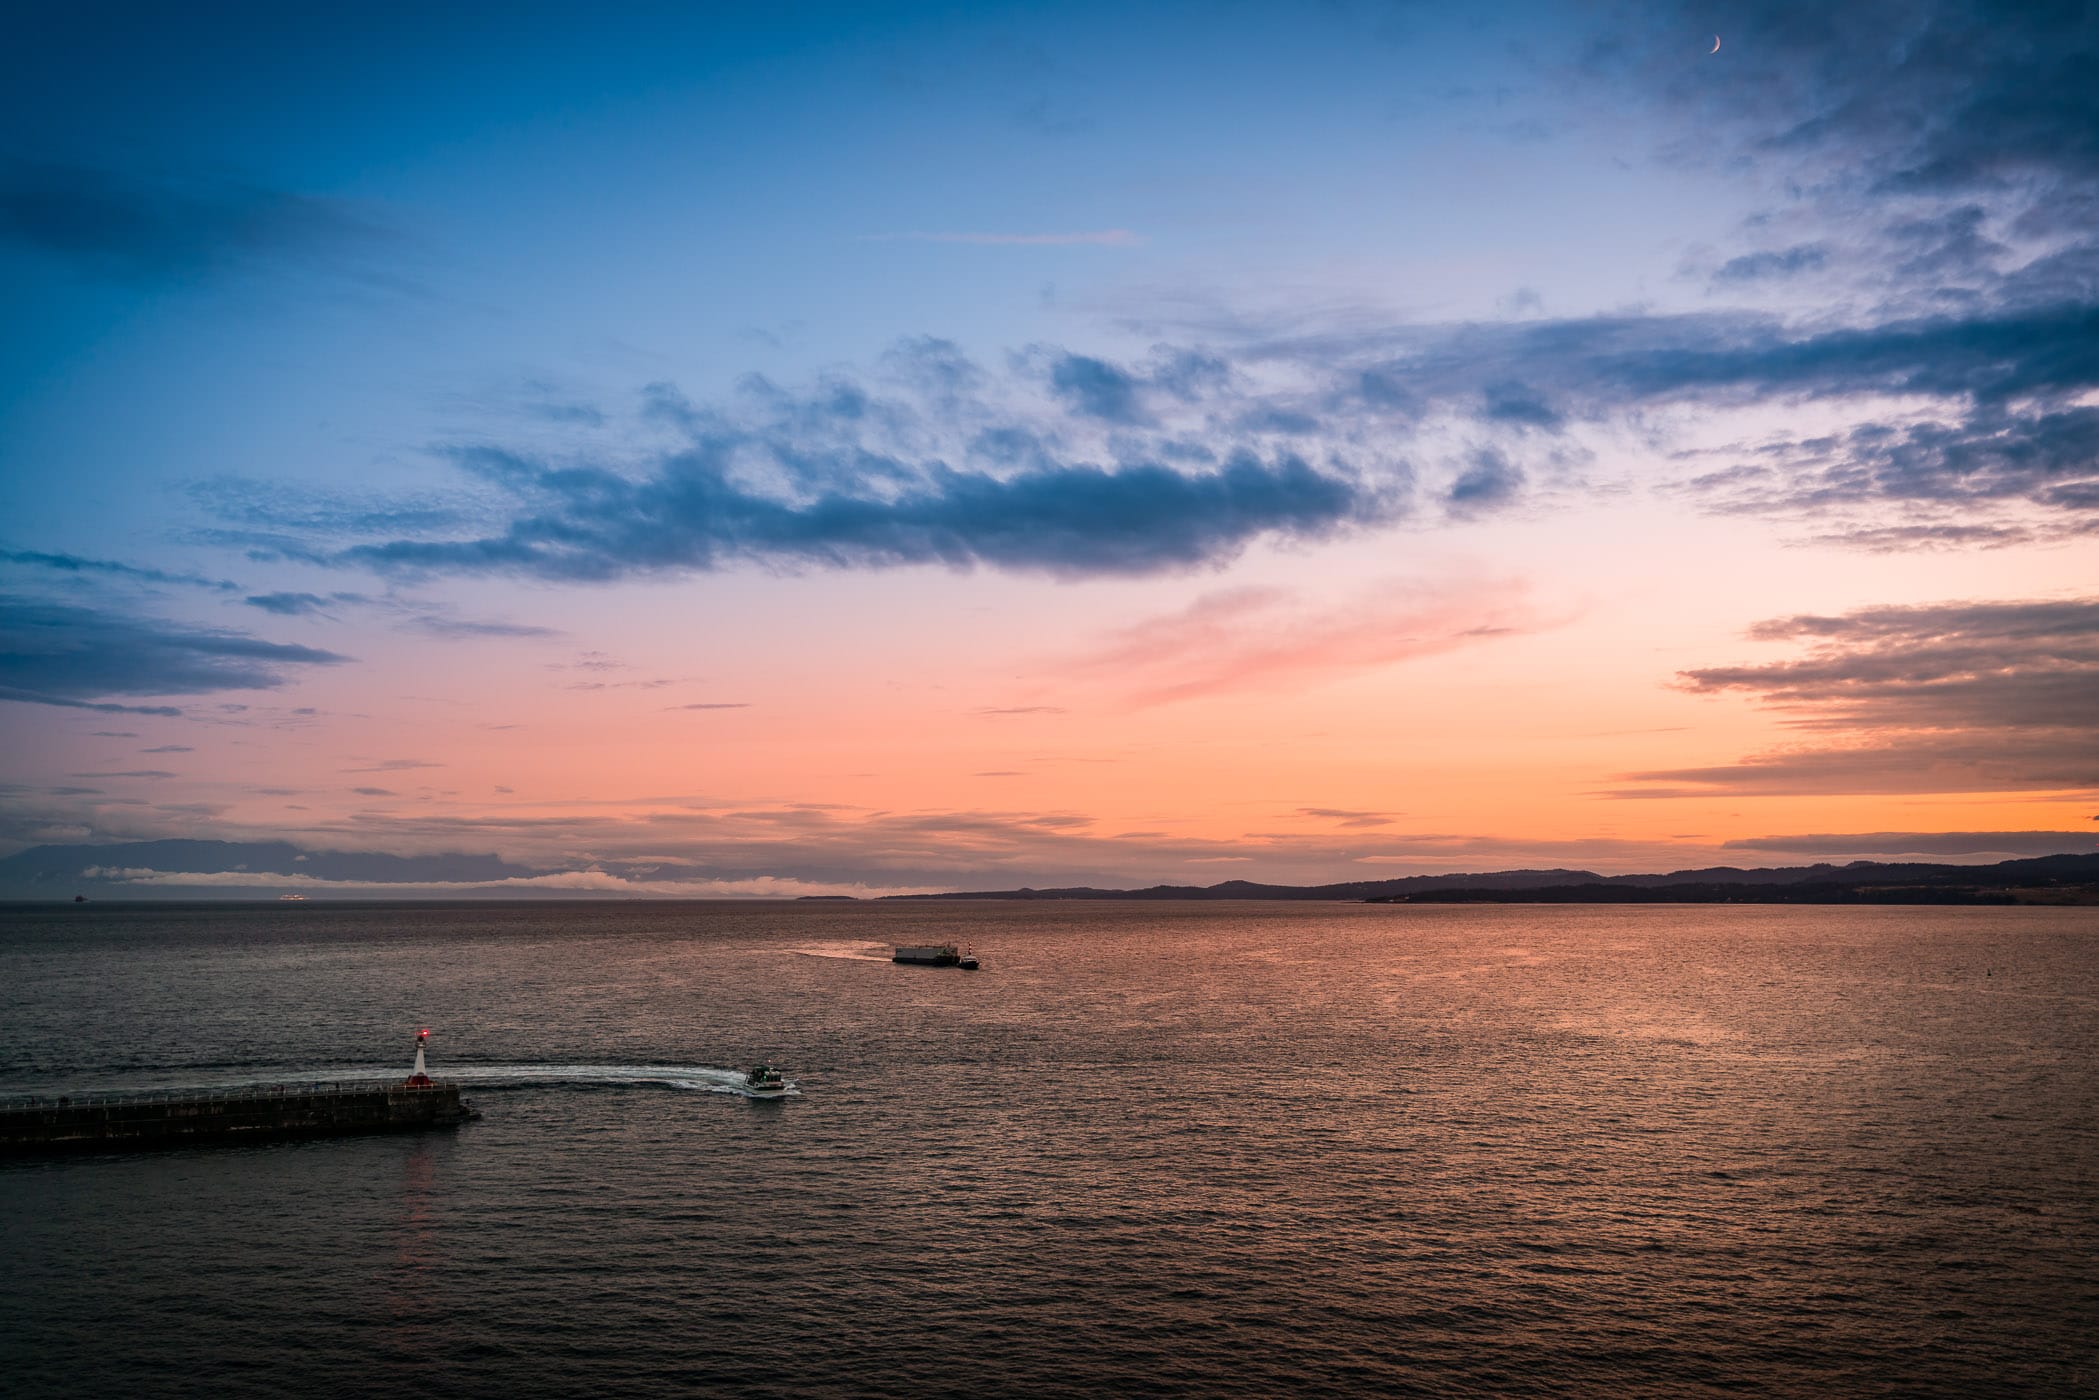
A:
1480,381,1562,429
0,160,386,283
343,443,1382,581
1477,0,2099,534
1236,407,1320,436
1884,205,2004,282
1149,350,1232,402
245,591,335,615
1049,354,1147,424
1212,296,2099,529
0,692,182,717
527,399,606,427
0,595,351,713
1352,368,1423,416
1611,2,2099,218
1,548,238,592
968,425,1046,465
1705,404,2099,518
1596,305,2099,405
881,336,983,405
1446,449,1524,516
1712,244,1828,284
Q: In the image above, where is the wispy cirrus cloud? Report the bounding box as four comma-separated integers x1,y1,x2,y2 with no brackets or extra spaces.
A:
1069,576,1545,707
861,229,1140,246
1298,807,1398,829
2,548,239,592
241,589,557,639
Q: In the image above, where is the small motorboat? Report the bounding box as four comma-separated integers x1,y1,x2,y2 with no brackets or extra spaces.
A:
743,1062,790,1097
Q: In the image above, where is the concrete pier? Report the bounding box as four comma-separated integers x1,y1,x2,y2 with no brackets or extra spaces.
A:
0,1081,475,1154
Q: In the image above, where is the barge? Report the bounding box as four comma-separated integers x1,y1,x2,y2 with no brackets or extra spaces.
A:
0,1029,476,1155
892,943,980,969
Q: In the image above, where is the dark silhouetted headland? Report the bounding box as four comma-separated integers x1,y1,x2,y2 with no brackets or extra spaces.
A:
889,854,2099,905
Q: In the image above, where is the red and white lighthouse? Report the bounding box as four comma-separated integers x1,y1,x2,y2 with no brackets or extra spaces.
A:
407,1027,433,1087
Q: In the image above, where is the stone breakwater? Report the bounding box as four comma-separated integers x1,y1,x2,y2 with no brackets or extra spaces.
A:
0,1081,475,1153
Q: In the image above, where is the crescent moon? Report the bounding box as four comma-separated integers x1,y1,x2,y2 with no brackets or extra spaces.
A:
1710,34,1721,53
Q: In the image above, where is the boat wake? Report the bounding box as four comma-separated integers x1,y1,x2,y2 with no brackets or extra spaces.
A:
12,1062,800,1102
439,1063,800,1098
786,940,894,963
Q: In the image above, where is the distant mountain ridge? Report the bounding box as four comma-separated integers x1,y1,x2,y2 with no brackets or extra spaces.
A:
890,853,2099,905
888,869,1608,901
0,839,2093,903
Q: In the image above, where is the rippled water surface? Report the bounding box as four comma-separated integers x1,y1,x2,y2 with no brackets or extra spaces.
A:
2,900,2094,1397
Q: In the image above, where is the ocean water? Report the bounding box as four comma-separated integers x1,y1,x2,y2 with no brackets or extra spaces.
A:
0,899,2093,1398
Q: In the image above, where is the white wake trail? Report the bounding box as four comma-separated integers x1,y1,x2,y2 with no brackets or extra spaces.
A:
439,1063,801,1097
11,1062,800,1101
785,940,894,963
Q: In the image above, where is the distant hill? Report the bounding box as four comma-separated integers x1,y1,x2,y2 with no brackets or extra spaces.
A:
887,870,1605,901
1370,853,2099,905
3,838,2093,904
890,853,2099,905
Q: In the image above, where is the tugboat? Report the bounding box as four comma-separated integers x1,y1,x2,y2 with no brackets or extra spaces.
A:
958,946,980,970
742,1062,789,1098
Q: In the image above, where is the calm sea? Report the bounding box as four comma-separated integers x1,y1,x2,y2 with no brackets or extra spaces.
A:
1,900,2093,1398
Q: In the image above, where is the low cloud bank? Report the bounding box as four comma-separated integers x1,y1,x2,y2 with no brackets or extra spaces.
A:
1624,597,2099,796
0,596,350,713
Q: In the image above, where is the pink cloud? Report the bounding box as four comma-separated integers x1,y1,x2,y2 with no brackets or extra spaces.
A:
1066,576,1546,706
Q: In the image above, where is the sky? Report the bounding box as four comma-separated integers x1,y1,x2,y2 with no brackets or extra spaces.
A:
2,0,2095,897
